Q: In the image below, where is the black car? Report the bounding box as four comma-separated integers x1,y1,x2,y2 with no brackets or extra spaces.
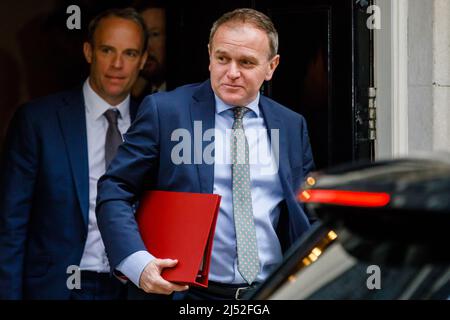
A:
250,157,450,300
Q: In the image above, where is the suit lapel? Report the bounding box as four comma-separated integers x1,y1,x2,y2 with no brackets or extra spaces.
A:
259,96,290,187
57,89,89,228
190,80,216,194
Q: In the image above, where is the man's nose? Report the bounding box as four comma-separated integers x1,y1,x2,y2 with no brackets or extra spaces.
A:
112,54,124,69
226,62,241,80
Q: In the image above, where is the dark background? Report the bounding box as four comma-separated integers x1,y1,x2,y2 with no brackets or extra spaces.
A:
0,0,374,170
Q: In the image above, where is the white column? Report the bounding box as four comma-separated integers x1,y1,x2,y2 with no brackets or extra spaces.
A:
374,0,409,158
392,0,409,157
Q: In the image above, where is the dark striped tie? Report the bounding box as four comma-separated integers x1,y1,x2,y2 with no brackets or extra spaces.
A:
104,109,122,169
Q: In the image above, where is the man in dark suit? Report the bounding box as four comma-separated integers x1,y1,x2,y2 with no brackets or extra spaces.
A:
96,8,315,300
0,8,148,300
131,0,167,100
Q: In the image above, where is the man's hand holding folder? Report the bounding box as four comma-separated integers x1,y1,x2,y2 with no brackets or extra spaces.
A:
135,190,221,294
139,258,189,295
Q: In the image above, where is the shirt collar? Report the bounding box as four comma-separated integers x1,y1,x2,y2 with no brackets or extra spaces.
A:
83,78,130,121
151,81,167,93
214,92,260,118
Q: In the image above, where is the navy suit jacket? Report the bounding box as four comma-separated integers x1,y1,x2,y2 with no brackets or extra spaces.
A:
96,80,315,273
0,88,138,299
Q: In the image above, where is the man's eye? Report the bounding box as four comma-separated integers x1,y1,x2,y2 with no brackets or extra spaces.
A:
241,60,254,67
217,56,227,63
101,48,111,53
149,31,161,38
126,51,138,57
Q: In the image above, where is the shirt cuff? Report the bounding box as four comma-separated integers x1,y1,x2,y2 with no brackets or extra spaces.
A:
116,250,154,288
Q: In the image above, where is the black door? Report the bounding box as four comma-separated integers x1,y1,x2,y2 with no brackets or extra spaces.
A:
167,0,374,170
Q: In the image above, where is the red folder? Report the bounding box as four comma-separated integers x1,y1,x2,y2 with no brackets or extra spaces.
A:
136,190,221,288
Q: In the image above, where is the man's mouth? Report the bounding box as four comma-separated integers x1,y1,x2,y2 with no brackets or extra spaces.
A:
222,83,242,89
106,75,126,82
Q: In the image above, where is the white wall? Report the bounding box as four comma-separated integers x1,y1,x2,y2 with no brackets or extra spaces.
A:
408,0,434,153
433,0,450,152
375,0,450,158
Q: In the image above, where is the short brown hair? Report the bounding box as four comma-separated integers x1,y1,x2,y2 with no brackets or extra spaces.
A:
209,8,279,59
87,8,149,54
133,0,166,12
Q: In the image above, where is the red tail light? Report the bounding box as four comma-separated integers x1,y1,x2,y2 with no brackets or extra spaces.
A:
299,189,390,207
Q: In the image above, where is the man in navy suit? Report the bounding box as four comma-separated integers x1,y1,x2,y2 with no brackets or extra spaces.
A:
0,8,148,299
96,8,315,300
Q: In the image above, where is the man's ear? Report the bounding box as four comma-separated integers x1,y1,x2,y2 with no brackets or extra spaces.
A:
208,44,212,72
265,54,280,81
83,42,93,64
140,51,148,70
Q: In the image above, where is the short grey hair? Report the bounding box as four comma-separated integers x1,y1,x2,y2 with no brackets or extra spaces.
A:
209,8,279,59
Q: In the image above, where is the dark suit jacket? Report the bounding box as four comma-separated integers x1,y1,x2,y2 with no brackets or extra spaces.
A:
96,80,315,273
0,87,138,299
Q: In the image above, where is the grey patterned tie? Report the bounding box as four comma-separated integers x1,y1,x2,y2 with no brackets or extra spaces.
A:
231,107,260,284
104,109,123,169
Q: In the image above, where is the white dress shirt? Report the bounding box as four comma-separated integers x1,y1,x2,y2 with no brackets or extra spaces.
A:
79,79,131,273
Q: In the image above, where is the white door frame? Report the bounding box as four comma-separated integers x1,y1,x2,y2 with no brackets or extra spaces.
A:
374,0,409,159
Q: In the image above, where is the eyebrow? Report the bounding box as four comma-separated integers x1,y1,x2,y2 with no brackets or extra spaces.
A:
214,48,258,61
98,44,114,49
98,44,141,53
124,48,140,53
213,49,228,55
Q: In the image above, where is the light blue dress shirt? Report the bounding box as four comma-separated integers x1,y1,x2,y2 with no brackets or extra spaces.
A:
118,93,284,286
209,93,284,284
